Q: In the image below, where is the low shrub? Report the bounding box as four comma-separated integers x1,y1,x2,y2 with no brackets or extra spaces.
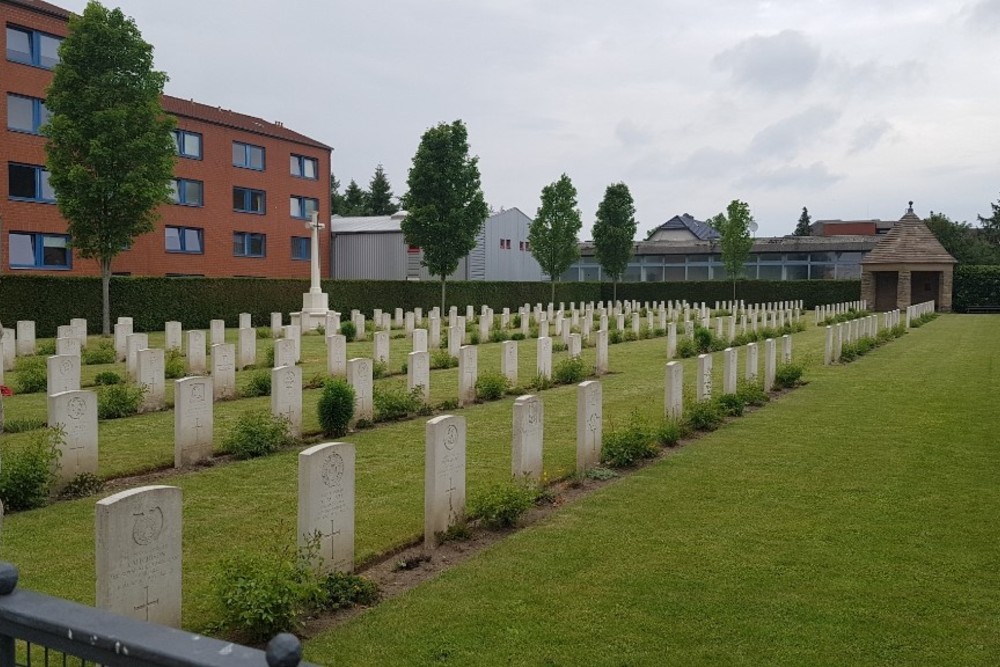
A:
469,331,481,345
320,572,379,610
469,480,536,530
58,472,105,499
164,349,186,379
14,357,47,394
340,321,357,342
774,362,805,389
716,393,746,417
529,373,553,391
735,379,769,407
224,409,292,459
257,326,273,339
97,382,146,420
675,338,699,359
601,414,658,468
686,399,724,432
94,370,122,386
655,418,685,446
475,371,510,401
511,332,526,341
609,330,623,345
240,369,272,398
81,340,115,365
0,417,47,434
264,344,276,368
623,330,638,342
489,329,509,343
372,360,389,379
373,385,424,422
36,340,56,356
0,427,62,511
551,341,567,352
552,356,586,385
318,379,355,437
430,349,457,369
586,466,618,481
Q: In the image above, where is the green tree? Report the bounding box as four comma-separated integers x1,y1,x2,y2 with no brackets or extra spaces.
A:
977,193,1000,246
709,199,755,301
529,174,583,302
367,164,399,215
926,212,1000,265
330,173,345,216
44,2,176,335
401,120,488,311
342,180,368,216
794,206,812,236
592,183,637,302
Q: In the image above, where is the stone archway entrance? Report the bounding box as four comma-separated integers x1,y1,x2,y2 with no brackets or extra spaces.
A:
874,272,898,312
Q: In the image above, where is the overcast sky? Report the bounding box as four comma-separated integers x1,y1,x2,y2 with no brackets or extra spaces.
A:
62,0,1000,238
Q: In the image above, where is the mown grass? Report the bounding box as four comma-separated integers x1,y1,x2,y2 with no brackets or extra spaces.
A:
0,319,828,632
304,315,1000,666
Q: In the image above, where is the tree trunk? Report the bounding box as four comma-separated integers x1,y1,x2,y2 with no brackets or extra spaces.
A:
101,258,112,336
440,275,446,316
732,278,737,303
550,278,556,305
613,280,618,304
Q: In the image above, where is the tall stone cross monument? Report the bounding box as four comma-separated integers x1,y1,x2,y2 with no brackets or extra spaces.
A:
301,211,330,321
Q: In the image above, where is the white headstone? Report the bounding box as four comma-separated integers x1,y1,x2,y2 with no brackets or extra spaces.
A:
271,312,284,337
271,365,303,438
782,334,792,363
664,362,683,420
746,342,759,381
764,338,776,392
326,334,347,376
70,317,88,349
576,381,602,474
595,329,609,375
458,345,478,406
408,350,431,401
325,311,340,337
374,331,390,365
512,395,543,481
347,358,373,422
126,333,149,381
536,337,552,380
824,326,834,365
186,330,206,374
239,312,252,329
429,317,441,349
667,322,677,359
137,348,165,412
448,325,462,359
174,376,213,467
298,442,355,573
211,343,236,400
15,321,35,356
114,322,131,363
165,321,182,352
424,415,466,549
95,485,182,628
210,319,225,346
285,324,302,362
696,354,712,401
48,389,98,487
501,340,518,385
568,333,582,359
46,354,80,396
238,328,256,369
274,338,296,368
1,329,15,371
56,336,81,358
723,347,737,395
412,329,428,353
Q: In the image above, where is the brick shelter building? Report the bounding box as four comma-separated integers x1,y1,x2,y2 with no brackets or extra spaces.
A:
1,0,331,278
860,203,956,312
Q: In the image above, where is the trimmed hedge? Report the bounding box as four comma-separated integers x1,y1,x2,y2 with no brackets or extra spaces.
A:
0,275,860,336
953,265,1000,312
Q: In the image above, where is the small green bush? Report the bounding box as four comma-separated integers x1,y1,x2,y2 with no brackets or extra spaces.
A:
372,360,389,379
0,427,62,511
373,385,423,422
609,330,623,345
224,409,292,460
97,383,146,420
655,418,685,446
0,417,47,434
469,331,481,345
14,356,47,394
586,466,618,481
716,393,746,417
489,329,509,343
552,357,586,385
59,472,105,499
475,371,510,401
240,369,272,398
94,370,122,386
511,332,526,341
81,340,115,365
735,379,769,407
430,349,457,369
686,399,724,432
318,379,355,437
675,337,699,359
469,480,536,530
320,572,380,610
257,326,273,339
340,321,357,342
551,340,567,352
774,362,805,389
601,414,658,468
35,340,56,356
164,349,185,379
264,344,276,368
529,373,553,391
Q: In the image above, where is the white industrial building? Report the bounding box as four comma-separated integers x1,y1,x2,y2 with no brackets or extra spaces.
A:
328,208,544,281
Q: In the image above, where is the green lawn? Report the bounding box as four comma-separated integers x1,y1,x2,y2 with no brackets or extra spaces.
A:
0,319,827,631
304,315,1000,666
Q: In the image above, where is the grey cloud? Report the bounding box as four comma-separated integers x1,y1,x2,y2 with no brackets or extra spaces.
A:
615,119,654,148
964,0,1000,30
712,30,821,93
830,59,926,95
668,147,745,180
748,106,841,159
849,119,893,154
737,162,844,190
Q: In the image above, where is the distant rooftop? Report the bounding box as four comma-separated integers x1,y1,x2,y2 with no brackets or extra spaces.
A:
580,234,877,256
861,203,956,265
652,213,720,241
3,0,72,19
162,97,331,151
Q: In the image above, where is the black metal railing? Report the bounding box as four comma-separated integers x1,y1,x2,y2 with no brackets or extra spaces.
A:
0,562,320,667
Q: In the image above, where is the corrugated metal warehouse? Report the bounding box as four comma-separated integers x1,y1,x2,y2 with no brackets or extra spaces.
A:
328,208,543,281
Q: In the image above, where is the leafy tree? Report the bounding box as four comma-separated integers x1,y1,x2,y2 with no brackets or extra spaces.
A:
44,2,176,335
529,174,583,302
710,199,755,300
367,164,399,215
342,180,368,216
401,120,488,312
926,212,1000,265
592,182,637,302
330,173,345,216
977,193,1000,246
794,206,812,236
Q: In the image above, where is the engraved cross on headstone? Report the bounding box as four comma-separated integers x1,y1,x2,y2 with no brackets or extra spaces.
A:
134,585,159,621
194,417,205,445
446,476,457,521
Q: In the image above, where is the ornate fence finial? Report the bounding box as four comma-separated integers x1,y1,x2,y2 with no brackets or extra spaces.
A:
265,633,302,667
0,562,19,596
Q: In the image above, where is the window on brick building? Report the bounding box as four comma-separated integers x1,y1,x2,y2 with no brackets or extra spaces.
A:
8,163,54,202
169,178,203,206
7,94,50,134
290,154,318,179
6,27,61,69
8,232,70,269
234,232,266,257
290,195,319,219
233,186,265,214
233,141,265,170
172,130,202,159
291,236,310,260
165,226,204,253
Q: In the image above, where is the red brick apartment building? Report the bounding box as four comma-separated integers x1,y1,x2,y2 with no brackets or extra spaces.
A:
1,0,331,278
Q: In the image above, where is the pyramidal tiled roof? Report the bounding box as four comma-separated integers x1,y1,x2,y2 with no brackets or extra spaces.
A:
656,213,720,241
861,203,956,265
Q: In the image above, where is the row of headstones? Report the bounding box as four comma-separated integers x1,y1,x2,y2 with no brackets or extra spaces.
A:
1,318,87,378
905,300,935,326
813,300,868,324
81,377,606,629
822,311,898,365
